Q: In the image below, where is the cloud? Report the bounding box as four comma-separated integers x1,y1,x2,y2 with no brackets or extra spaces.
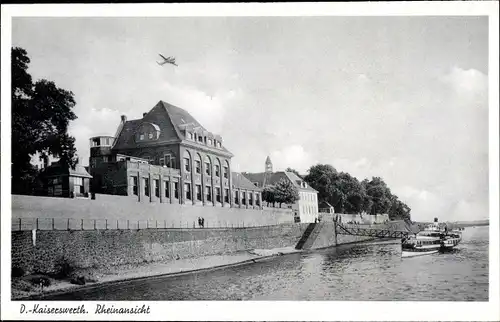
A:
270,145,315,173
440,66,487,102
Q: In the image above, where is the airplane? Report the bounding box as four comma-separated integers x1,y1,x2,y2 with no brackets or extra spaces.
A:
157,54,178,67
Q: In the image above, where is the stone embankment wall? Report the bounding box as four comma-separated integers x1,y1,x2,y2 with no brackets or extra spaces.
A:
12,224,309,275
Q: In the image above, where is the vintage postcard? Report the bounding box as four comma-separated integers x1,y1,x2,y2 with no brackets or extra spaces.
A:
1,2,499,321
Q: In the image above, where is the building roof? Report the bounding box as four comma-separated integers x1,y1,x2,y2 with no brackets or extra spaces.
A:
318,201,334,209
231,172,262,191
69,165,93,178
112,101,232,156
43,163,93,178
242,171,317,193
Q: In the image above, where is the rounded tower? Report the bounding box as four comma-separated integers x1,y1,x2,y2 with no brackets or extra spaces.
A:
89,136,115,169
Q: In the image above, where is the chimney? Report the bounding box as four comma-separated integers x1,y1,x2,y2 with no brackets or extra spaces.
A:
121,115,127,122
143,112,147,117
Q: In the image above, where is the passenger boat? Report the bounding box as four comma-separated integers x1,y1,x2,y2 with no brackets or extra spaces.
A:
401,219,461,258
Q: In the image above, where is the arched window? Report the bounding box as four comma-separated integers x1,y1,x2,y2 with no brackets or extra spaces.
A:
223,160,230,179
204,155,212,176
215,158,222,177
183,150,191,173
195,153,202,174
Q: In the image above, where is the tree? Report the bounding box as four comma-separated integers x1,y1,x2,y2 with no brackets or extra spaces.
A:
304,164,338,204
262,186,277,207
11,47,78,195
273,179,299,207
362,177,393,216
285,167,301,177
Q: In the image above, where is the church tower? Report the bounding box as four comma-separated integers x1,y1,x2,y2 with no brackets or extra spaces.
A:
265,156,273,173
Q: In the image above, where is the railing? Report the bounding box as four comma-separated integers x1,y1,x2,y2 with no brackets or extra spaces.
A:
11,217,288,231
336,222,410,239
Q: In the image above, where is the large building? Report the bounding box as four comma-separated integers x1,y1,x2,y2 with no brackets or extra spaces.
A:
242,157,319,223
89,100,262,208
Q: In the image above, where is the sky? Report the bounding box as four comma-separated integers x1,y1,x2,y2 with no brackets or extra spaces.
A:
12,16,489,222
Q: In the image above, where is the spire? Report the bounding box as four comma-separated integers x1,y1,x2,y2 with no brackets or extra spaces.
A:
265,156,273,173
263,156,273,187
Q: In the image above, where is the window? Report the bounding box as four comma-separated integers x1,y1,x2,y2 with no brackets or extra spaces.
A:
196,185,202,201
74,177,84,194
144,178,150,197
215,165,220,177
184,157,191,172
188,132,193,140
164,154,171,167
154,179,160,198
198,136,204,143
234,191,239,204
140,134,145,140
185,183,191,200
256,193,260,206
208,139,212,146
164,181,170,198
148,132,153,139
242,192,246,205
217,142,221,148
216,187,221,203
195,160,201,174
224,188,229,203
206,186,212,202
205,162,211,176
174,182,179,199
131,176,138,195
160,158,165,166
223,166,228,179
249,193,253,206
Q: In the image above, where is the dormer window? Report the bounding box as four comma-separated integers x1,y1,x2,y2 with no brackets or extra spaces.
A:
188,132,193,140
139,134,145,140
198,136,204,143
148,132,153,139
208,139,212,145
217,142,221,148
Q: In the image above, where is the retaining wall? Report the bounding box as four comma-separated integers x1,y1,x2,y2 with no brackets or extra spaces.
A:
12,224,309,275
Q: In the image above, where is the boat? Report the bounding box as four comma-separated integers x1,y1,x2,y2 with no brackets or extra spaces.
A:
401,219,461,258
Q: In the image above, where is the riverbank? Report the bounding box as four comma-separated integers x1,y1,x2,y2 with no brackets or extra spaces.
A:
12,246,300,300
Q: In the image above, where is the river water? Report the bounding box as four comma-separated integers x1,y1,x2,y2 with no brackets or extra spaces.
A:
43,225,489,301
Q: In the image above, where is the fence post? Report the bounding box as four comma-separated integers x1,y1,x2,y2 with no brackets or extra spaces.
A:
94,219,96,230
156,220,158,229
67,218,70,231
243,221,245,228
127,220,130,230
36,218,39,231
81,219,83,231
137,220,140,230
117,219,119,230
105,219,108,230
147,220,149,229
19,218,22,231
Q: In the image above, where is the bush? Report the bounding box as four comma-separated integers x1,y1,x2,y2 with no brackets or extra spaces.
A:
29,275,51,287
12,266,25,278
70,276,86,285
54,257,75,278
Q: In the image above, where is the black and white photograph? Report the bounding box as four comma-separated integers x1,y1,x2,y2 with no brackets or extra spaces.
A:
1,2,499,321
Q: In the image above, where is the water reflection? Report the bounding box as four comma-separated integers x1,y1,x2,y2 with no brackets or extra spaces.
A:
42,226,489,301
